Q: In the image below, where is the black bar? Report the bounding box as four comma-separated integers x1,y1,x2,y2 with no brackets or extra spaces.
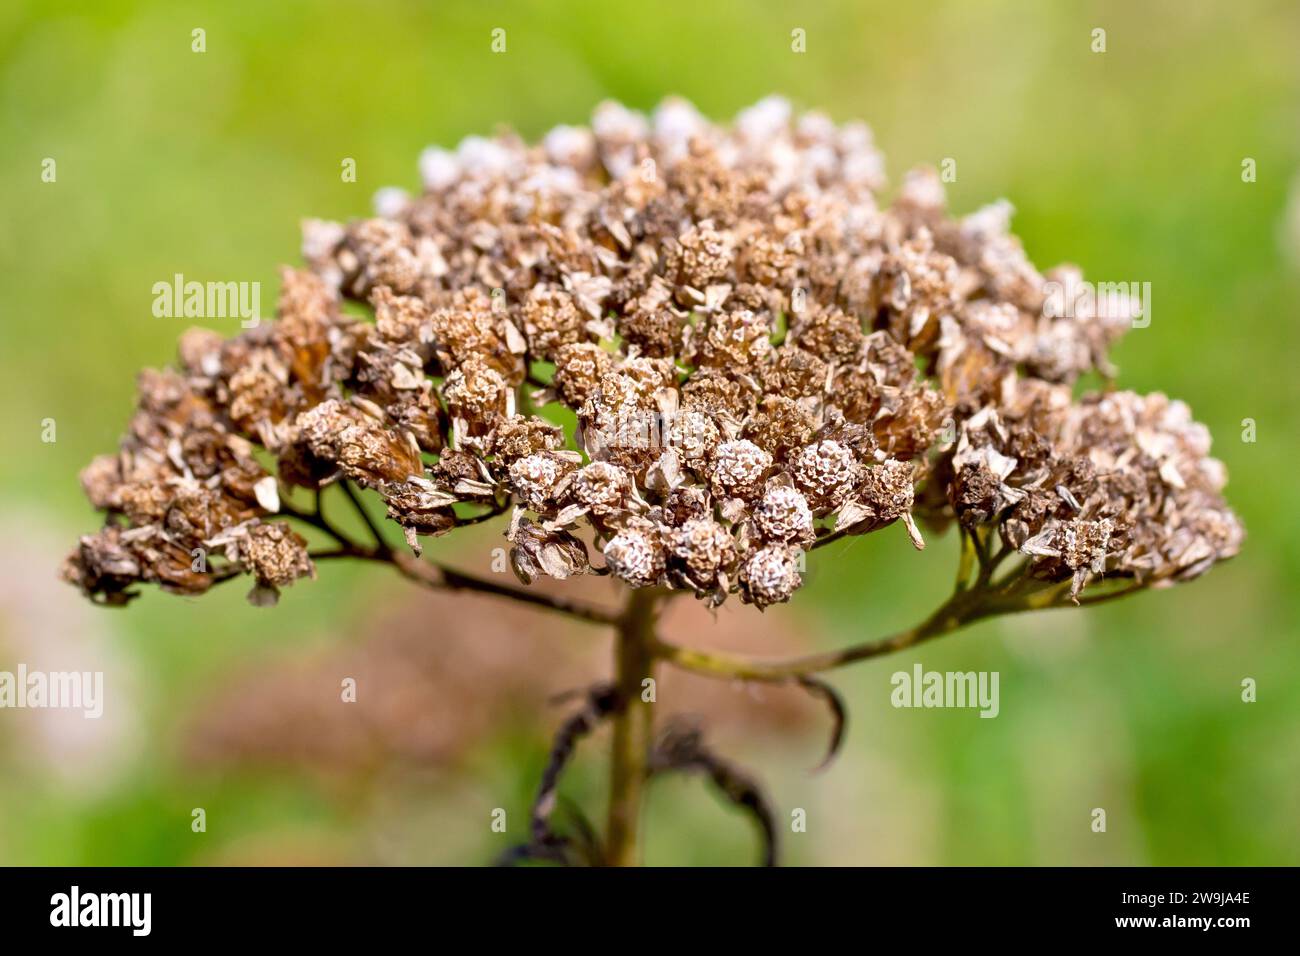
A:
0,867,1288,941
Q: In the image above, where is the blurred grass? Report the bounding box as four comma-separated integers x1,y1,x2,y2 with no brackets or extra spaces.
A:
1,0,1297,865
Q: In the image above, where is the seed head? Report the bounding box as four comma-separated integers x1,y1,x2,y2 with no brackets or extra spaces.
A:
710,439,772,502
753,486,815,546
739,545,803,609
604,526,666,588
509,452,576,511
572,461,633,517
790,440,861,514
63,96,1240,610
669,517,737,592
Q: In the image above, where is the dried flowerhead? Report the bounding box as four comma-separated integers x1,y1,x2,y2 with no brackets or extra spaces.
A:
65,96,1239,615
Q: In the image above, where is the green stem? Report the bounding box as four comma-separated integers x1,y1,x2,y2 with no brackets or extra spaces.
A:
649,572,1096,685
955,527,978,591
606,587,660,866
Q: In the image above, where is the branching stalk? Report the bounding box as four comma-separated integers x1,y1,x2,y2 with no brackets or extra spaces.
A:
278,483,620,626
648,565,1132,685
281,489,1148,863
389,550,618,626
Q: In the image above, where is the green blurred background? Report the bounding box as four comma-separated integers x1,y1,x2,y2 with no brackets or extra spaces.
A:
1,0,1297,865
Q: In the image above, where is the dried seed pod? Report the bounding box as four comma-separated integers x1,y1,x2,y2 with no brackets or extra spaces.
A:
63,527,152,605
655,484,712,527
669,517,737,592
552,342,616,407
371,285,431,344
571,461,634,518
681,368,754,421
752,485,815,546
845,458,917,535
509,452,578,511
738,232,800,287
427,288,523,383
739,545,804,608
876,231,960,350
239,522,316,590
709,439,772,502
345,219,427,295
491,415,565,463
664,220,734,290
380,479,458,552
790,304,865,363
520,285,587,361
618,280,685,357
178,327,226,378
790,439,861,514
443,355,510,427
764,345,829,399
509,519,591,583
294,399,424,486
227,361,292,435
662,409,720,466
698,309,773,370
742,396,817,461
603,525,666,588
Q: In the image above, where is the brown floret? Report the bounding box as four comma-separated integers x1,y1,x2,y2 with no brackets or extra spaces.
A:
553,342,616,407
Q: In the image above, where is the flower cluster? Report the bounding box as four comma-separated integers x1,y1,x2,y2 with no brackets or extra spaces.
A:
64,96,1240,609
945,381,1242,598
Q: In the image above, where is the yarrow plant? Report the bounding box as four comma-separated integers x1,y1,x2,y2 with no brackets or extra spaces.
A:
65,96,1242,866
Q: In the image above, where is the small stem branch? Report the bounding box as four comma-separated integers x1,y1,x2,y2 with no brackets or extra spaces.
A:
606,587,660,866
453,502,509,528
652,614,939,684
986,540,1017,579
955,527,978,591
650,571,1098,685
309,546,377,562
811,526,849,551
280,495,618,625
280,497,352,548
1072,580,1145,606
389,551,618,627
339,480,389,550
969,524,992,572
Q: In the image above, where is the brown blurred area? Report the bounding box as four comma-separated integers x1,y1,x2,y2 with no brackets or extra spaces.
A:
180,574,828,861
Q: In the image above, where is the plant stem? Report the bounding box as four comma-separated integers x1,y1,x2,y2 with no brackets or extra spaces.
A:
648,574,1081,684
389,550,619,626
339,480,390,549
606,587,660,866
